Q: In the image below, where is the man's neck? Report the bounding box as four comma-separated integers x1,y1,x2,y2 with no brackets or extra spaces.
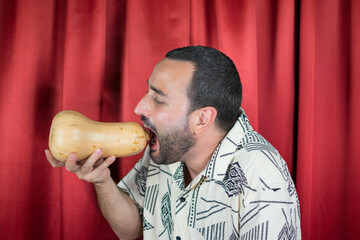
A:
182,130,226,185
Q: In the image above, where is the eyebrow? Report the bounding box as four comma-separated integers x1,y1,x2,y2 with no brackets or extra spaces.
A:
147,79,168,97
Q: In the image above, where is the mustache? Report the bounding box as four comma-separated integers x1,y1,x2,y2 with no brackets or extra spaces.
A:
141,115,157,133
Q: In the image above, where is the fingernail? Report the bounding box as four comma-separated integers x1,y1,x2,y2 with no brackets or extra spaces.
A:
96,148,102,154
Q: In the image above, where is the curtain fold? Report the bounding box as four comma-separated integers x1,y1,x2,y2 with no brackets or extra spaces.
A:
297,0,360,239
0,0,358,239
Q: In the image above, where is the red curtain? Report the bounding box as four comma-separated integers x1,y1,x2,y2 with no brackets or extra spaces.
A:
0,0,359,239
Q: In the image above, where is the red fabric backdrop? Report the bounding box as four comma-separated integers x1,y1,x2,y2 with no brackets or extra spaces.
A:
0,0,359,239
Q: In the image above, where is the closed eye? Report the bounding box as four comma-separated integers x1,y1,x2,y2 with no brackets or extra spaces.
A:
153,94,164,105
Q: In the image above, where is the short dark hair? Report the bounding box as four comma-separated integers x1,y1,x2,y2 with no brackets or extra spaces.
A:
165,46,242,132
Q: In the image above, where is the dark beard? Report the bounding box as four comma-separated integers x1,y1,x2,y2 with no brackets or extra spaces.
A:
152,122,196,165
141,115,196,164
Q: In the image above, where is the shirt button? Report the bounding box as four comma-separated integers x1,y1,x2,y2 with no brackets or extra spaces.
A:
179,197,185,202
176,236,181,240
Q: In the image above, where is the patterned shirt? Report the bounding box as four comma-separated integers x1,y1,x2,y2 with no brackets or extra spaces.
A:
118,110,301,240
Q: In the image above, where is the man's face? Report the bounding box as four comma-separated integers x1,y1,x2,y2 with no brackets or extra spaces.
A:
134,58,196,164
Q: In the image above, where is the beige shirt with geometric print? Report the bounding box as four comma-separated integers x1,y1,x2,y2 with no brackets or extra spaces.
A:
118,110,301,240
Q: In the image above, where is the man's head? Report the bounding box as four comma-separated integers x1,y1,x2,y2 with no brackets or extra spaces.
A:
135,46,242,164
165,46,242,132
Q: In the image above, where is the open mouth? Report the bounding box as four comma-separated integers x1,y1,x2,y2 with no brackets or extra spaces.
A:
148,128,159,150
143,123,159,154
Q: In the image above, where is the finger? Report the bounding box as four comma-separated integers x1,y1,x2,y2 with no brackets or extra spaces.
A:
93,158,105,168
102,155,116,169
94,156,116,173
81,148,103,172
65,152,80,172
45,149,65,168
77,159,87,165
86,156,116,181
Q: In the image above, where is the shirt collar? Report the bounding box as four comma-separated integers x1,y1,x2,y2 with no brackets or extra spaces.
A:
203,109,253,181
167,109,253,189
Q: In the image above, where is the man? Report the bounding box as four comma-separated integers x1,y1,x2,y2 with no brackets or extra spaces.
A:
46,46,301,239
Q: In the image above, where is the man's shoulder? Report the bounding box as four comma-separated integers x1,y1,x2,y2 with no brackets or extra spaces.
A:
229,129,293,188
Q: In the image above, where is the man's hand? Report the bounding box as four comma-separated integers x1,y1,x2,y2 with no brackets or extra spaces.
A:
45,149,142,238
45,148,116,184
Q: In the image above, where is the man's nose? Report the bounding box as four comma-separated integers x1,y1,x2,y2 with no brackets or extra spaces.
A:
134,95,149,116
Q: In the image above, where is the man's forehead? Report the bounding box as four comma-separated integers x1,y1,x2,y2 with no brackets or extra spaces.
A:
147,79,167,97
150,58,194,83
146,59,194,101
155,58,194,72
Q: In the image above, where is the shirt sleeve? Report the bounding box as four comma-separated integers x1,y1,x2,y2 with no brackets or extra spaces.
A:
117,147,151,217
237,150,301,239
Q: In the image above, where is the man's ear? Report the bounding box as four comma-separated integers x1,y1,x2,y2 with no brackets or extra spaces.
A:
192,107,217,134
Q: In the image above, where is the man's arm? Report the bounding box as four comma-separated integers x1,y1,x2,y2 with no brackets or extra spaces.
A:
94,178,142,239
45,148,142,239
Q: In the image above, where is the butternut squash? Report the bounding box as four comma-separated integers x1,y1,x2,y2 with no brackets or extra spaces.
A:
49,110,148,161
